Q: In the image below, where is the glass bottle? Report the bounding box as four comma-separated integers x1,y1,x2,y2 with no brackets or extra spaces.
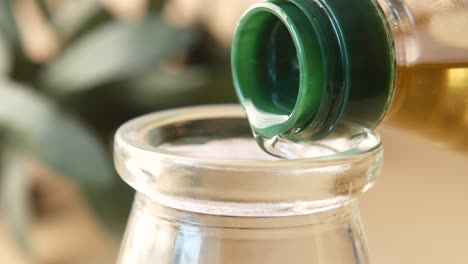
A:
114,105,383,264
231,0,468,153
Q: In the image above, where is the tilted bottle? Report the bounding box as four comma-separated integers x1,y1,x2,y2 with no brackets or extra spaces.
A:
231,0,468,153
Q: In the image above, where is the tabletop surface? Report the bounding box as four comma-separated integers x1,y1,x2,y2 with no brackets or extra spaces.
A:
362,127,468,264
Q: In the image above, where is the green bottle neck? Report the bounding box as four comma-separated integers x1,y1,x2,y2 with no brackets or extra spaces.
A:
231,0,396,141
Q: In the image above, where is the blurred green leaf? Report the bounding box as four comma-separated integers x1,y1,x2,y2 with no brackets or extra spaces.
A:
37,0,53,22
124,66,209,107
84,181,134,236
52,0,102,41
41,15,197,94
0,33,11,76
0,150,31,251
0,1,20,44
0,80,113,186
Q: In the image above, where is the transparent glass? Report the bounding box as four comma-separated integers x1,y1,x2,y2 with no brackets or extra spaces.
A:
378,0,468,65
114,105,383,264
378,0,468,152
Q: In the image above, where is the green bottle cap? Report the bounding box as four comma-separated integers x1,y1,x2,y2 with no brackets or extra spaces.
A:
232,0,396,141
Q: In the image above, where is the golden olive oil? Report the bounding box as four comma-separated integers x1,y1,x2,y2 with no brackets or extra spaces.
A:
388,63,468,152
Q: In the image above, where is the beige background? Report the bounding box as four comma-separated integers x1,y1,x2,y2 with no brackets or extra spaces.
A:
362,127,468,264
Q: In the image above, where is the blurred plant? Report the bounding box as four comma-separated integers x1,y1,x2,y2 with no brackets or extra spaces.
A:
0,0,236,260
164,0,261,45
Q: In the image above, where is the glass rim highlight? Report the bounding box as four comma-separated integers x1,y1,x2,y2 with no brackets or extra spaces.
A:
114,104,381,168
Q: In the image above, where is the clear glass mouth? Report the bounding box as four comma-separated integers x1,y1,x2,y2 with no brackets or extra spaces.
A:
114,105,382,217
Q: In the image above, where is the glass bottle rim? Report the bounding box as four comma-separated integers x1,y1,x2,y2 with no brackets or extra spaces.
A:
115,105,381,168
114,104,383,217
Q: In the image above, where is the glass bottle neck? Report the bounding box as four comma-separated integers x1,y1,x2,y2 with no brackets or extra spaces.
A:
119,193,370,264
232,0,396,142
